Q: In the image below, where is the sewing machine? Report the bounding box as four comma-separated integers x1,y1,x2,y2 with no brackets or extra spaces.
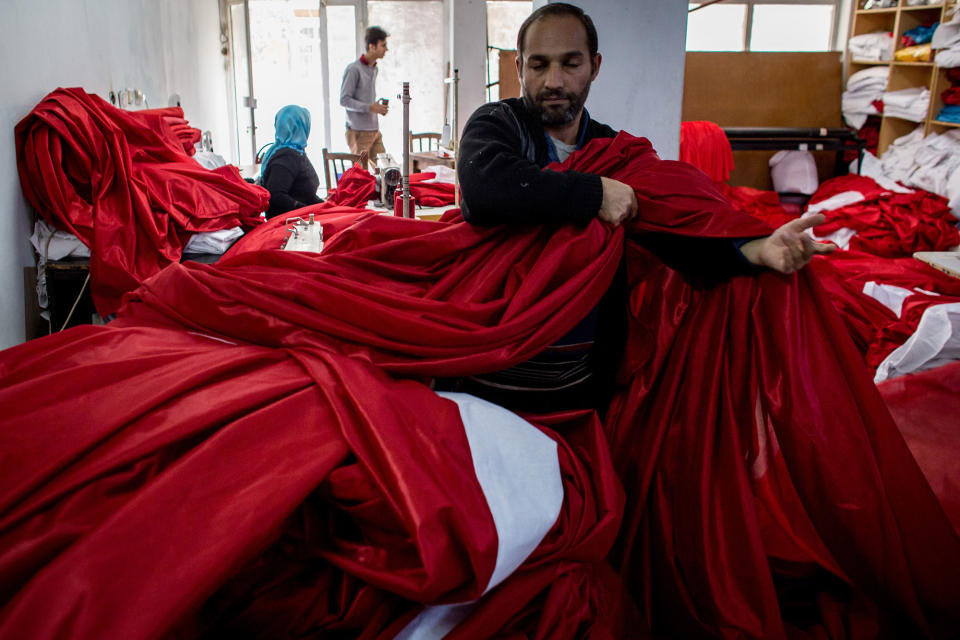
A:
282,214,324,253
374,153,401,207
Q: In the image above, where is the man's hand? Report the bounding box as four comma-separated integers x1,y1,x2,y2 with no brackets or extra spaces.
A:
598,177,638,226
370,102,388,115
740,214,836,274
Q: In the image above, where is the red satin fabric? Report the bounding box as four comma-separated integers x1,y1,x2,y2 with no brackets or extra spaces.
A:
678,120,799,228
679,120,735,183
15,88,269,314
879,361,960,534
807,250,960,369
809,176,959,257
325,166,456,208
410,172,456,207
2,132,958,638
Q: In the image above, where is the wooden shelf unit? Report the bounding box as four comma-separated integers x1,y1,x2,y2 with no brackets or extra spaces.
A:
847,1,959,153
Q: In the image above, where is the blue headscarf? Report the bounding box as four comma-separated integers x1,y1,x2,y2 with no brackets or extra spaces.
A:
260,105,311,170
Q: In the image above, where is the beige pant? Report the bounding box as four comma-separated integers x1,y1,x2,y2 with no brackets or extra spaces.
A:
345,129,385,169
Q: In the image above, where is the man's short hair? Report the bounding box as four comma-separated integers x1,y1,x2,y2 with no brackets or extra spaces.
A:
365,26,389,49
516,3,598,61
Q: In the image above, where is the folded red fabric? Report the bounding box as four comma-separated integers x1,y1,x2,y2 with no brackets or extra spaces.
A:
15,88,269,315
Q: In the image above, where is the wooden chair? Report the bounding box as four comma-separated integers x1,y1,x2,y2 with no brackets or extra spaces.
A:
321,148,363,192
410,132,442,152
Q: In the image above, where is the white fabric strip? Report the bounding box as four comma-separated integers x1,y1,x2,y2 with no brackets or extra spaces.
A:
394,391,564,640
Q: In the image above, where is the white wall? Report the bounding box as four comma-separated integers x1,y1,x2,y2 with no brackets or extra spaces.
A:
0,0,230,350
566,0,688,159
447,0,488,140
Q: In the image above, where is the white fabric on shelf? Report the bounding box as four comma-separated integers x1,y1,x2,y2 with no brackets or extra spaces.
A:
848,31,894,61
842,67,889,129
935,48,960,67
881,86,930,123
931,9,960,50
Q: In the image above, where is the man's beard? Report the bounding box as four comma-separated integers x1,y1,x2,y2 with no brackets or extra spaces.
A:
523,83,591,127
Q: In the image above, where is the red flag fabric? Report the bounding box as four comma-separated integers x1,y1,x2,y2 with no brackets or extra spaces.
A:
808,175,959,257
1,132,958,638
879,361,960,534
15,87,269,315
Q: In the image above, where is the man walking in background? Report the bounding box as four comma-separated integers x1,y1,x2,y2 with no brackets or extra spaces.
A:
340,26,389,164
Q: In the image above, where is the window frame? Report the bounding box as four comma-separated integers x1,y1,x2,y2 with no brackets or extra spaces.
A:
688,0,846,52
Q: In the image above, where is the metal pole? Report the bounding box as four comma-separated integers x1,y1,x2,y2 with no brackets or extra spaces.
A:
401,81,411,218
452,68,459,207
242,0,257,161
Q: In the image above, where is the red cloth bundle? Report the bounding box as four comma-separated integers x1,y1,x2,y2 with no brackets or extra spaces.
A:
409,172,456,207
1,132,958,638
325,167,456,209
325,165,376,205
941,85,960,105
808,249,960,367
679,120,735,182
810,175,959,257
15,87,269,315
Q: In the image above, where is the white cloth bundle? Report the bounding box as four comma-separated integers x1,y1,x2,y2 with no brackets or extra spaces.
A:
881,86,930,122
842,66,889,128
848,31,894,61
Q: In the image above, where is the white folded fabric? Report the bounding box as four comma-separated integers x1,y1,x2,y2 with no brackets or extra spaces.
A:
184,227,245,254
882,86,930,122
931,9,960,49
848,31,894,61
934,48,960,68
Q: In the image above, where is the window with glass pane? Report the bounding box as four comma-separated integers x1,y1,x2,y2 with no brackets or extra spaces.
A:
247,0,326,160
366,1,445,159
487,1,532,102
750,5,834,51
686,3,748,51
327,4,357,151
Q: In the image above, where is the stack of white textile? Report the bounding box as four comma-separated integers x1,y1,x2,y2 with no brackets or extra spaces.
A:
933,6,960,68
861,126,960,218
848,31,894,61
881,86,931,122
842,66,889,128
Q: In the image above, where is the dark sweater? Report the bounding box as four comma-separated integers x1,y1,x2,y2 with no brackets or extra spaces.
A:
452,99,757,413
459,98,613,227
458,97,756,281
262,148,323,219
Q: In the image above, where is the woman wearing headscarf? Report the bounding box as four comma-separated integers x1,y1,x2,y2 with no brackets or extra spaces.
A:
261,105,323,219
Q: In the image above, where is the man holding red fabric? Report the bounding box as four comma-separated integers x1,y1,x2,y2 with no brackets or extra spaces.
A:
455,3,834,411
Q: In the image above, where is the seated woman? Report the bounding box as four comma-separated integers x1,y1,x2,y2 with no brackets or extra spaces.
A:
260,105,323,219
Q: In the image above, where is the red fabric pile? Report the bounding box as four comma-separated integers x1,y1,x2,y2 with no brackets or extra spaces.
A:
810,174,959,257
679,120,800,228
1,133,958,638
808,249,960,371
324,166,456,209
15,88,269,315
679,120,734,182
